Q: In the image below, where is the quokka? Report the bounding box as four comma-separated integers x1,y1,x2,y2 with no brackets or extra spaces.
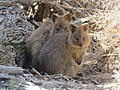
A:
32,23,90,77
21,13,73,68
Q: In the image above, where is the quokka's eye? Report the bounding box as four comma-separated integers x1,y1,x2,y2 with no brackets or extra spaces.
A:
55,28,60,32
65,27,67,30
76,37,79,41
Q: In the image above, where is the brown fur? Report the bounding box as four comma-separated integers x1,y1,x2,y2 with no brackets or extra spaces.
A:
24,13,72,68
33,23,90,77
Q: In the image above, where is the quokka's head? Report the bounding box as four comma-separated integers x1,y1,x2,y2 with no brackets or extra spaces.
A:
51,13,73,34
68,23,90,48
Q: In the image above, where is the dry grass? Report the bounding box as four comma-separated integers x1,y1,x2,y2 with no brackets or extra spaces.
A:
79,0,120,87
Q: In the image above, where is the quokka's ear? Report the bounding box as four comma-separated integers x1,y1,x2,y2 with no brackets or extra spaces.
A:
51,13,59,22
69,24,77,33
80,23,89,32
64,13,72,22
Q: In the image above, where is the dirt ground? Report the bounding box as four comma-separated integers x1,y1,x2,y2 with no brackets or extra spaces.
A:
0,0,120,90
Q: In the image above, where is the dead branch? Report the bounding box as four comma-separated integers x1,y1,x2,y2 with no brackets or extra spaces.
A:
72,17,90,25
48,1,66,14
0,65,25,75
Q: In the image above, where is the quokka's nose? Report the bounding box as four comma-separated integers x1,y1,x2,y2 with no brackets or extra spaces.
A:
79,42,83,47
